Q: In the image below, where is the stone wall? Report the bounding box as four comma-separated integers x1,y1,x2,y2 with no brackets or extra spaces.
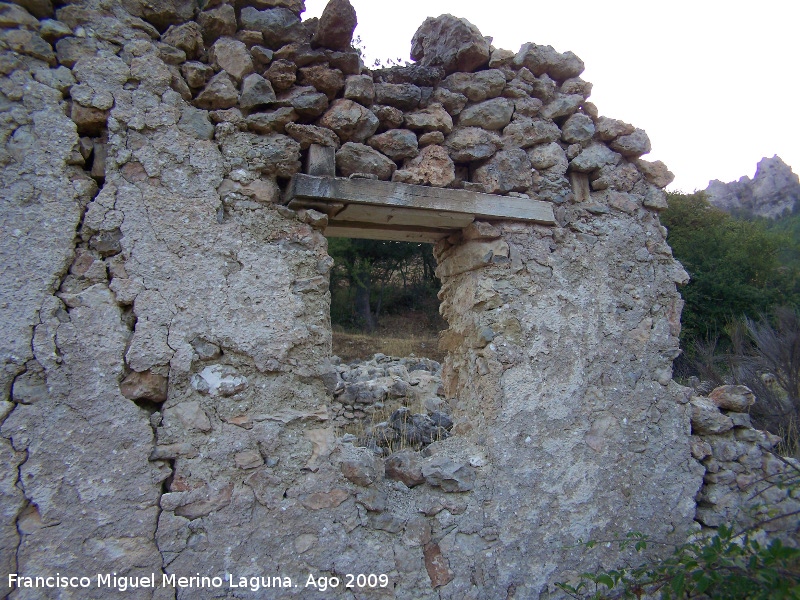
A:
0,0,781,598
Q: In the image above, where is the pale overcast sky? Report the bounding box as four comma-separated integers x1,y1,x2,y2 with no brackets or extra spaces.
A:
303,0,800,193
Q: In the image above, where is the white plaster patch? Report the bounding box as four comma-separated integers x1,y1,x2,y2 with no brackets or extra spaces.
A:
191,364,247,396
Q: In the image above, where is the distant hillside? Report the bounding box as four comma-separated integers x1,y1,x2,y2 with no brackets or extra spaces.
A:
704,156,800,219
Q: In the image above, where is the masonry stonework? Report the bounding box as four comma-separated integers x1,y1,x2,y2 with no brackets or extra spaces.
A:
0,0,795,598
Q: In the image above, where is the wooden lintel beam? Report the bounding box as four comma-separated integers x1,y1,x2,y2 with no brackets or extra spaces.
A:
285,175,555,224
332,204,474,228
323,222,451,243
287,199,345,218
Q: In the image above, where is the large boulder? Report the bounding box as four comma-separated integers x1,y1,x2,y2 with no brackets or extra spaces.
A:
458,98,514,130
400,145,455,187
473,149,532,194
121,0,195,31
336,142,396,180
311,0,357,51
444,127,500,163
240,7,307,49
513,43,584,80
318,98,379,143
367,129,419,161
410,14,490,74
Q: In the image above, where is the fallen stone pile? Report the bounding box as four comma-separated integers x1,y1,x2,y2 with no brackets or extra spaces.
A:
326,354,454,451
689,385,799,535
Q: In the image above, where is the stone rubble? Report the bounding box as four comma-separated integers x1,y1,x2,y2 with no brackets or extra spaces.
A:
689,385,799,535
0,0,795,598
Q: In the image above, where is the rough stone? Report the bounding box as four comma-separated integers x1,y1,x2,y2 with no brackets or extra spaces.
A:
458,97,514,130
120,0,194,31
238,73,276,110
440,69,506,102
318,98,379,143
637,159,675,188
210,37,254,81
196,4,236,44
513,43,584,80
161,21,204,59
1,3,41,28
1,29,56,65
336,142,396,180
239,6,306,49
251,45,274,68
367,129,419,161
709,385,756,412
374,83,421,110
70,103,108,136
285,122,340,149
418,131,445,147
282,87,328,118
401,145,455,187
218,129,301,177
430,87,468,115
181,60,214,88
610,128,652,157
528,141,567,170
422,457,476,492
265,59,297,91
371,104,404,130
444,127,501,162
194,71,239,109
246,107,297,133
473,149,532,194
540,94,584,120
38,19,71,42
690,398,734,435
297,64,345,100
404,103,453,133
410,14,490,74
343,74,374,105
384,450,425,487
311,0,356,51
423,543,454,588
570,142,622,172
341,453,378,486
502,118,560,149
561,113,595,143
596,116,635,141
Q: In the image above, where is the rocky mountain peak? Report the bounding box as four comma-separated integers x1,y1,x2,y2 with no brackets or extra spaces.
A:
704,156,800,218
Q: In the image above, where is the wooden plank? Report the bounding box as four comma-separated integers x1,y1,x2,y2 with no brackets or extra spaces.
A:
285,174,555,224
306,144,335,176
287,199,345,217
324,222,449,243
332,204,474,228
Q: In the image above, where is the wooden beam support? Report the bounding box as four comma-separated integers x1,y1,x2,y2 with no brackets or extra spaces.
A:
323,222,450,243
332,204,474,229
286,174,556,224
305,144,335,177
287,199,345,218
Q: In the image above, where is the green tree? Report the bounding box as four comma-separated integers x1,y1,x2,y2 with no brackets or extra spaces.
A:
327,238,438,332
662,192,796,343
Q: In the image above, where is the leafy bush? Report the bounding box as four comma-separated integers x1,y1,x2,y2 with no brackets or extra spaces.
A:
662,193,797,343
557,528,799,599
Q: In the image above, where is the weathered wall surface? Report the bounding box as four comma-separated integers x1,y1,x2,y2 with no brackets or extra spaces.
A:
1,0,789,598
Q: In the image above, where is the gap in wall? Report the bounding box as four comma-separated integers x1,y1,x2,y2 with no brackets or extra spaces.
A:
326,237,454,453
328,238,447,363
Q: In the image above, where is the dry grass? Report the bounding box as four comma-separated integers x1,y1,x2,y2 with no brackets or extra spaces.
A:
776,416,800,459
332,311,447,363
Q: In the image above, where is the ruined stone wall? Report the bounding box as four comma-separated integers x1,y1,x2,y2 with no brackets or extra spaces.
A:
0,0,783,598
